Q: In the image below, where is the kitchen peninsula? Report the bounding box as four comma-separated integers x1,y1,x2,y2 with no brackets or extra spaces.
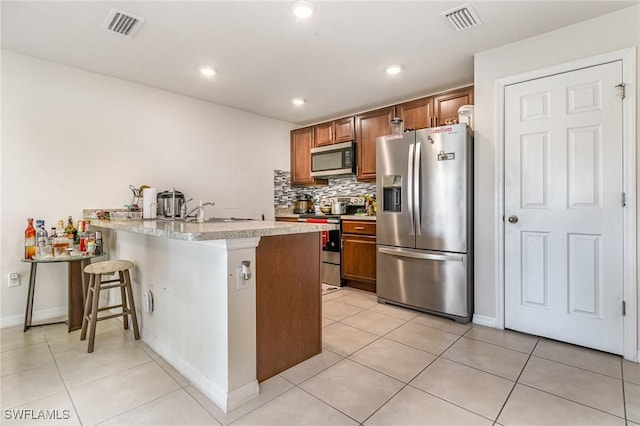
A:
86,216,336,413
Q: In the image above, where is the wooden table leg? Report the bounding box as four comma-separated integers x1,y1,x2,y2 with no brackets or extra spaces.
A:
67,260,86,332
23,263,37,332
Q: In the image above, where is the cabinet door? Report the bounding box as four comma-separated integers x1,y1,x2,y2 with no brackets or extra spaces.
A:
341,234,377,284
433,87,473,127
290,127,315,185
396,97,433,130
356,107,394,181
314,122,333,147
333,117,355,143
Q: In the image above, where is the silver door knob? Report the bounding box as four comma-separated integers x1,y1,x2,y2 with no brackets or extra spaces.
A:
508,215,519,224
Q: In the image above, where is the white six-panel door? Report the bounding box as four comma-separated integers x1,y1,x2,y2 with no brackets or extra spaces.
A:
504,61,624,354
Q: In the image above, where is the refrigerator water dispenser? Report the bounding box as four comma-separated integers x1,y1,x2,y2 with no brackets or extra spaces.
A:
382,175,402,212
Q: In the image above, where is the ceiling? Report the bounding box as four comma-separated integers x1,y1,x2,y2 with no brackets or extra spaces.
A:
2,1,637,125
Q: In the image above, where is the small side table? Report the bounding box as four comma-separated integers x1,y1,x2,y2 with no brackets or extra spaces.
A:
21,252,107,332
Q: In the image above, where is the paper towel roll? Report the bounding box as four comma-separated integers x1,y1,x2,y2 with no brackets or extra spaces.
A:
142,188,158,219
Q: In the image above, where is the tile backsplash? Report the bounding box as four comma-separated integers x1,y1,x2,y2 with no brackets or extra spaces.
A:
274,170,375,207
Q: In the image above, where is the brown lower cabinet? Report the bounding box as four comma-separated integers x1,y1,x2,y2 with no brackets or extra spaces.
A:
256,232,322,382
341,220,377,293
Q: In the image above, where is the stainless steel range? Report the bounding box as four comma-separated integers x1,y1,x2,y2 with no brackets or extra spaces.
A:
299,196,365,288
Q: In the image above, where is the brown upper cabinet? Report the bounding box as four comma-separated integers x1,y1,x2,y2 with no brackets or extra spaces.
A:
355,107,395,181
396,97,434,131
290,86,473,183
433,86,474,127
314,117,355,147
291,127,326,186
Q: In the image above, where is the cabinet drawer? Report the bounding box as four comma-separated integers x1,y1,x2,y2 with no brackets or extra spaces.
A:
342,220,376,235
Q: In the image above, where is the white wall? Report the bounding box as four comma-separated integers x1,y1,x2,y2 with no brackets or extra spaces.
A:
473,6,639,333
0,51,292,325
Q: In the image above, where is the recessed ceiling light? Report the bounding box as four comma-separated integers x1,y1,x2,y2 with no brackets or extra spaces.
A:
290,0,315,19
385,64,404,75
291,98,305,106
199,66,216,77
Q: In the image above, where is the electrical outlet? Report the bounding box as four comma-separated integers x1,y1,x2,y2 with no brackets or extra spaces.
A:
8,272,20,287
236,268,249,290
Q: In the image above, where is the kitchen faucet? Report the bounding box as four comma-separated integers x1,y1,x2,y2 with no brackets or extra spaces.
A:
182,200,215,221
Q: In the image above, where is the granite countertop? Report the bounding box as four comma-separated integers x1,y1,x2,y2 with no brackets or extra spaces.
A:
274,214,377,221
274,208,376,222
87,218,337,241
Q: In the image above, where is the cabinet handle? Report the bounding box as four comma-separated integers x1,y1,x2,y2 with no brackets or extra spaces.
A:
354,226,365,230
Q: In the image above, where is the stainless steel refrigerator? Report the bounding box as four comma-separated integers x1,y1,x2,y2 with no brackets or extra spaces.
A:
376,124,473,323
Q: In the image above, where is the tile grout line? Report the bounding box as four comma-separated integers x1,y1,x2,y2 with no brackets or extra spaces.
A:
396,327,510,423
530,352,625,381
93,387,188,426
359,382,410,425
406,382,501,424
293,379,363,425
491,336,540,424
317,296,414,425
358,328,504,425
620,357,628,423
516,382,627,421
461,334,537,355
44,334,85,426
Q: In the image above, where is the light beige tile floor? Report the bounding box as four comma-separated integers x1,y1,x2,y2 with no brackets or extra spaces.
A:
0,286,636,425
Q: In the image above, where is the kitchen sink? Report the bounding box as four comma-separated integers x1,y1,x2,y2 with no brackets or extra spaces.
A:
156,217,257,223
185,217,256,223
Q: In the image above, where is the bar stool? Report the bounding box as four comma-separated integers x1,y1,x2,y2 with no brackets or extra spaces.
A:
81,260,140,353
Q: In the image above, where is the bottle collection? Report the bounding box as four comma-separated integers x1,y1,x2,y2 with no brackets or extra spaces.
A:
24,216,103,260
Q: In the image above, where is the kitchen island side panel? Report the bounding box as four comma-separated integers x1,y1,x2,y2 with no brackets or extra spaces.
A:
255,232,322,382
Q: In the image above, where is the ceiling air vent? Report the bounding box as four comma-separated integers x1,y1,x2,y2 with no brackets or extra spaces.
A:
441,3,482,32
103,8,144,37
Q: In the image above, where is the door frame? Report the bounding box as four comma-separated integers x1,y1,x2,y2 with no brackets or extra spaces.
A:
494,48,637,361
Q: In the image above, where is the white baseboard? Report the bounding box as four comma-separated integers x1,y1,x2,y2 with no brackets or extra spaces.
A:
227,381,260,412
472,314,497,328
1,306,67,329
142,327,258,413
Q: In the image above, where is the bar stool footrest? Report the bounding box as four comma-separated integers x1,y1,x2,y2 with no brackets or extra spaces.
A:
86,311,132,322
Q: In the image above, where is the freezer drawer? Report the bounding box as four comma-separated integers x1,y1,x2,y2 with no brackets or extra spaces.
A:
376,245,471,322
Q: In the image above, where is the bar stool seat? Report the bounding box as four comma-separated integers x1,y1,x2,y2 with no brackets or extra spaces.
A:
81,259,140,353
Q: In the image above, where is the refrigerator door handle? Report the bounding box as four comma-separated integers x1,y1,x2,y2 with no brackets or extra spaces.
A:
378,246,465,262
414,141,422,236
407,143,415,236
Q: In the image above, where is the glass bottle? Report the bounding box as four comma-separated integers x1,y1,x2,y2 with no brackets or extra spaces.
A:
53,220,68,257
391,117,404,135
95,231,103,255
65,216,77,244
77,220,86,251
24,218,36,259
35,220,48,255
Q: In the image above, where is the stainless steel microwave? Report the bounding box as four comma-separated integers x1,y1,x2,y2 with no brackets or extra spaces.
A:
310,141,356,177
